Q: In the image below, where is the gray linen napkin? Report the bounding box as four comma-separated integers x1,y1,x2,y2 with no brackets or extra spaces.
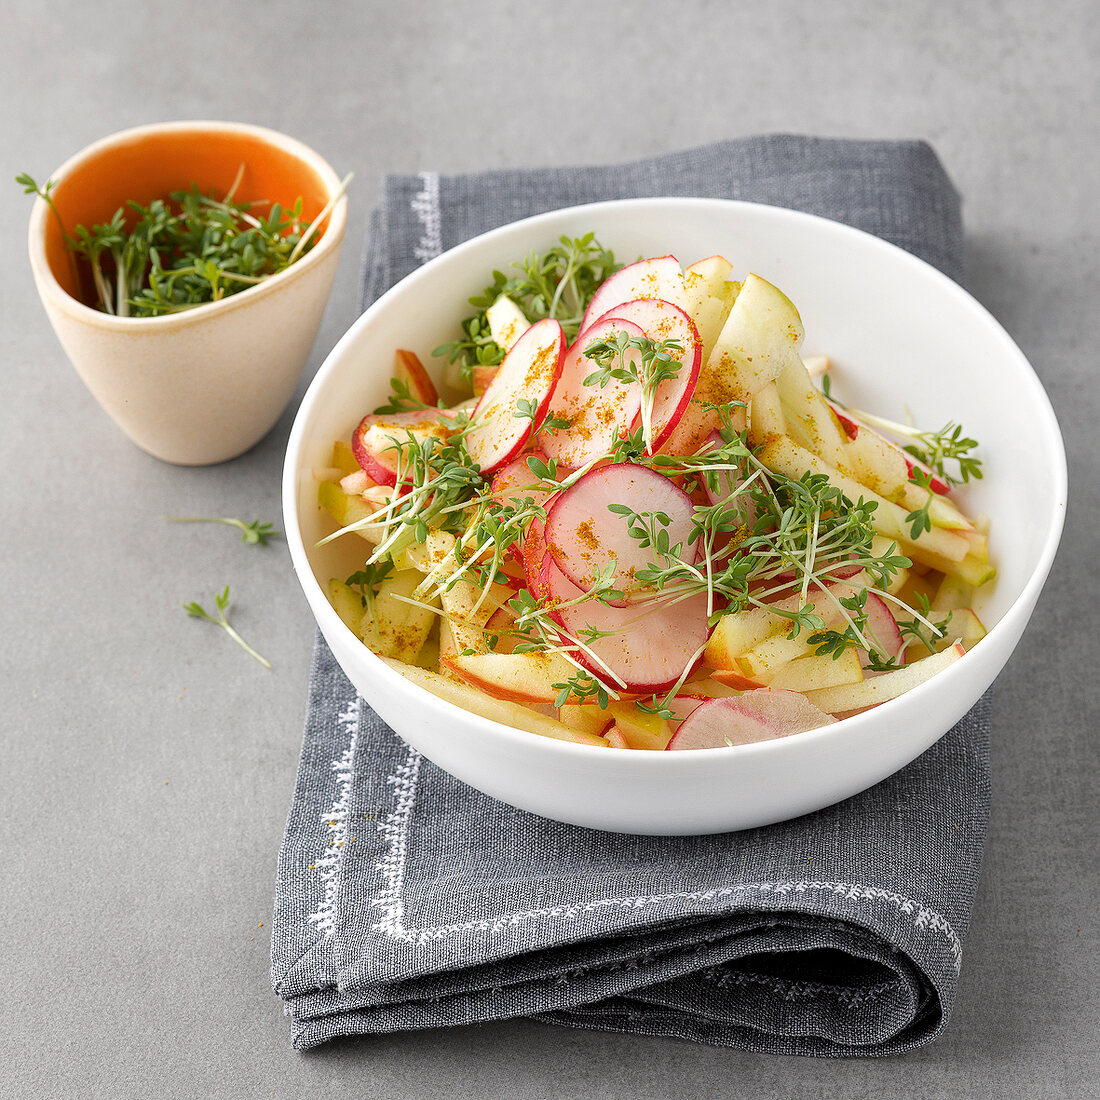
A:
272,135,989,1056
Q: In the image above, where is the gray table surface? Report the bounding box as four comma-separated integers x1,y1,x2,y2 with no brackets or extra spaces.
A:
2,2,1096,1097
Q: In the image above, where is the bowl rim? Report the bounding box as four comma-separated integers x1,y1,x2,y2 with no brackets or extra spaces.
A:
284,195,1068,763
26,119,348,330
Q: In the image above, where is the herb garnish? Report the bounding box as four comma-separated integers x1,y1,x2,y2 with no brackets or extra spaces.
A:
18,169,350,317
820,376,982,487
164,516,279,545
433,233,620,383
182,586,271,667
582,331,684,452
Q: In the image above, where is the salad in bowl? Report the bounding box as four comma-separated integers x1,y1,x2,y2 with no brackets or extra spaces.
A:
283,198,1064,833
313,241,992,752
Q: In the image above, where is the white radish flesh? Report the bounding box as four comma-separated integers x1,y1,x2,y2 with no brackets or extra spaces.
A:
490,453,553,511
538,317,644,469
658,400,736,458
666,690,836,750
465,318,565,475
539,553,711,693
544,463,699,602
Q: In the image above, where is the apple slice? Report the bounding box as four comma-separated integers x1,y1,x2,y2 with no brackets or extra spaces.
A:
666,690,836,750
604,726,632,749
441,649,579,705
695,273,805,406
486,295,531,351
331,438,360,477
774,357,849,467
438,578,493,658
362,568,439,663
383,658,608,746
317,479,383,543
755,434,971,565
558,703,615,738
465,318,566,475
802,642,966,714
538,317,644,469
594,297,702,452
827,400,953,497
352,409,453,487
606,700,674,750
903,606,987,661
766,647,864,692
579,255,687,332
682,256,738,361
471,364,498,397
393,349,439,406
544,464,699,603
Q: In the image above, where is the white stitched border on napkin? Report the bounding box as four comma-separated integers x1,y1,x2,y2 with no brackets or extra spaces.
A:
411,172,442,263
306,697,362,935
316,699,963,974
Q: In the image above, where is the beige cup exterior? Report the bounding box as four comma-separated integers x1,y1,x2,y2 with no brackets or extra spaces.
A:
27,122,347,466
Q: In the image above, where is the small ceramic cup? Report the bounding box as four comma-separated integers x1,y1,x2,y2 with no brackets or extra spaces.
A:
28,120,348,465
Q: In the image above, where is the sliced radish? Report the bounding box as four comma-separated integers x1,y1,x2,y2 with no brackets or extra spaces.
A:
666,690,836,750
595,298,702,452
490,452,555,565
490,452,553,511
580,255,686,332
539,554,710,693
352,409,453,487
465,318,565,475
860,591,906,666
659,400,734,458
538,317,644,469
544,464,699,603
664,694,711,723
521,516,551,600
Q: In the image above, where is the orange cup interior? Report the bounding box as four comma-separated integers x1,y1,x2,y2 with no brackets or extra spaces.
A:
43,126,335,305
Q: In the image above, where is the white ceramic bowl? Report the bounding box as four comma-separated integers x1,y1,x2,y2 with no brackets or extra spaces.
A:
283,198,1066,835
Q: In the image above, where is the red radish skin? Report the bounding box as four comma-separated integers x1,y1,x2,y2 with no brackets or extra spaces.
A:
539,553,710,693
860,591,906,667
544,464,699,603
539,317,645,469
465,318,565,475
352,408,453,487
491,452,555,565
580,255,686,332
521,517,551,601
666,691,836,750
595,298,702,452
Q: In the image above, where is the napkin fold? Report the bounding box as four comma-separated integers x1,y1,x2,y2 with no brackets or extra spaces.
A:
272,135,989,1056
